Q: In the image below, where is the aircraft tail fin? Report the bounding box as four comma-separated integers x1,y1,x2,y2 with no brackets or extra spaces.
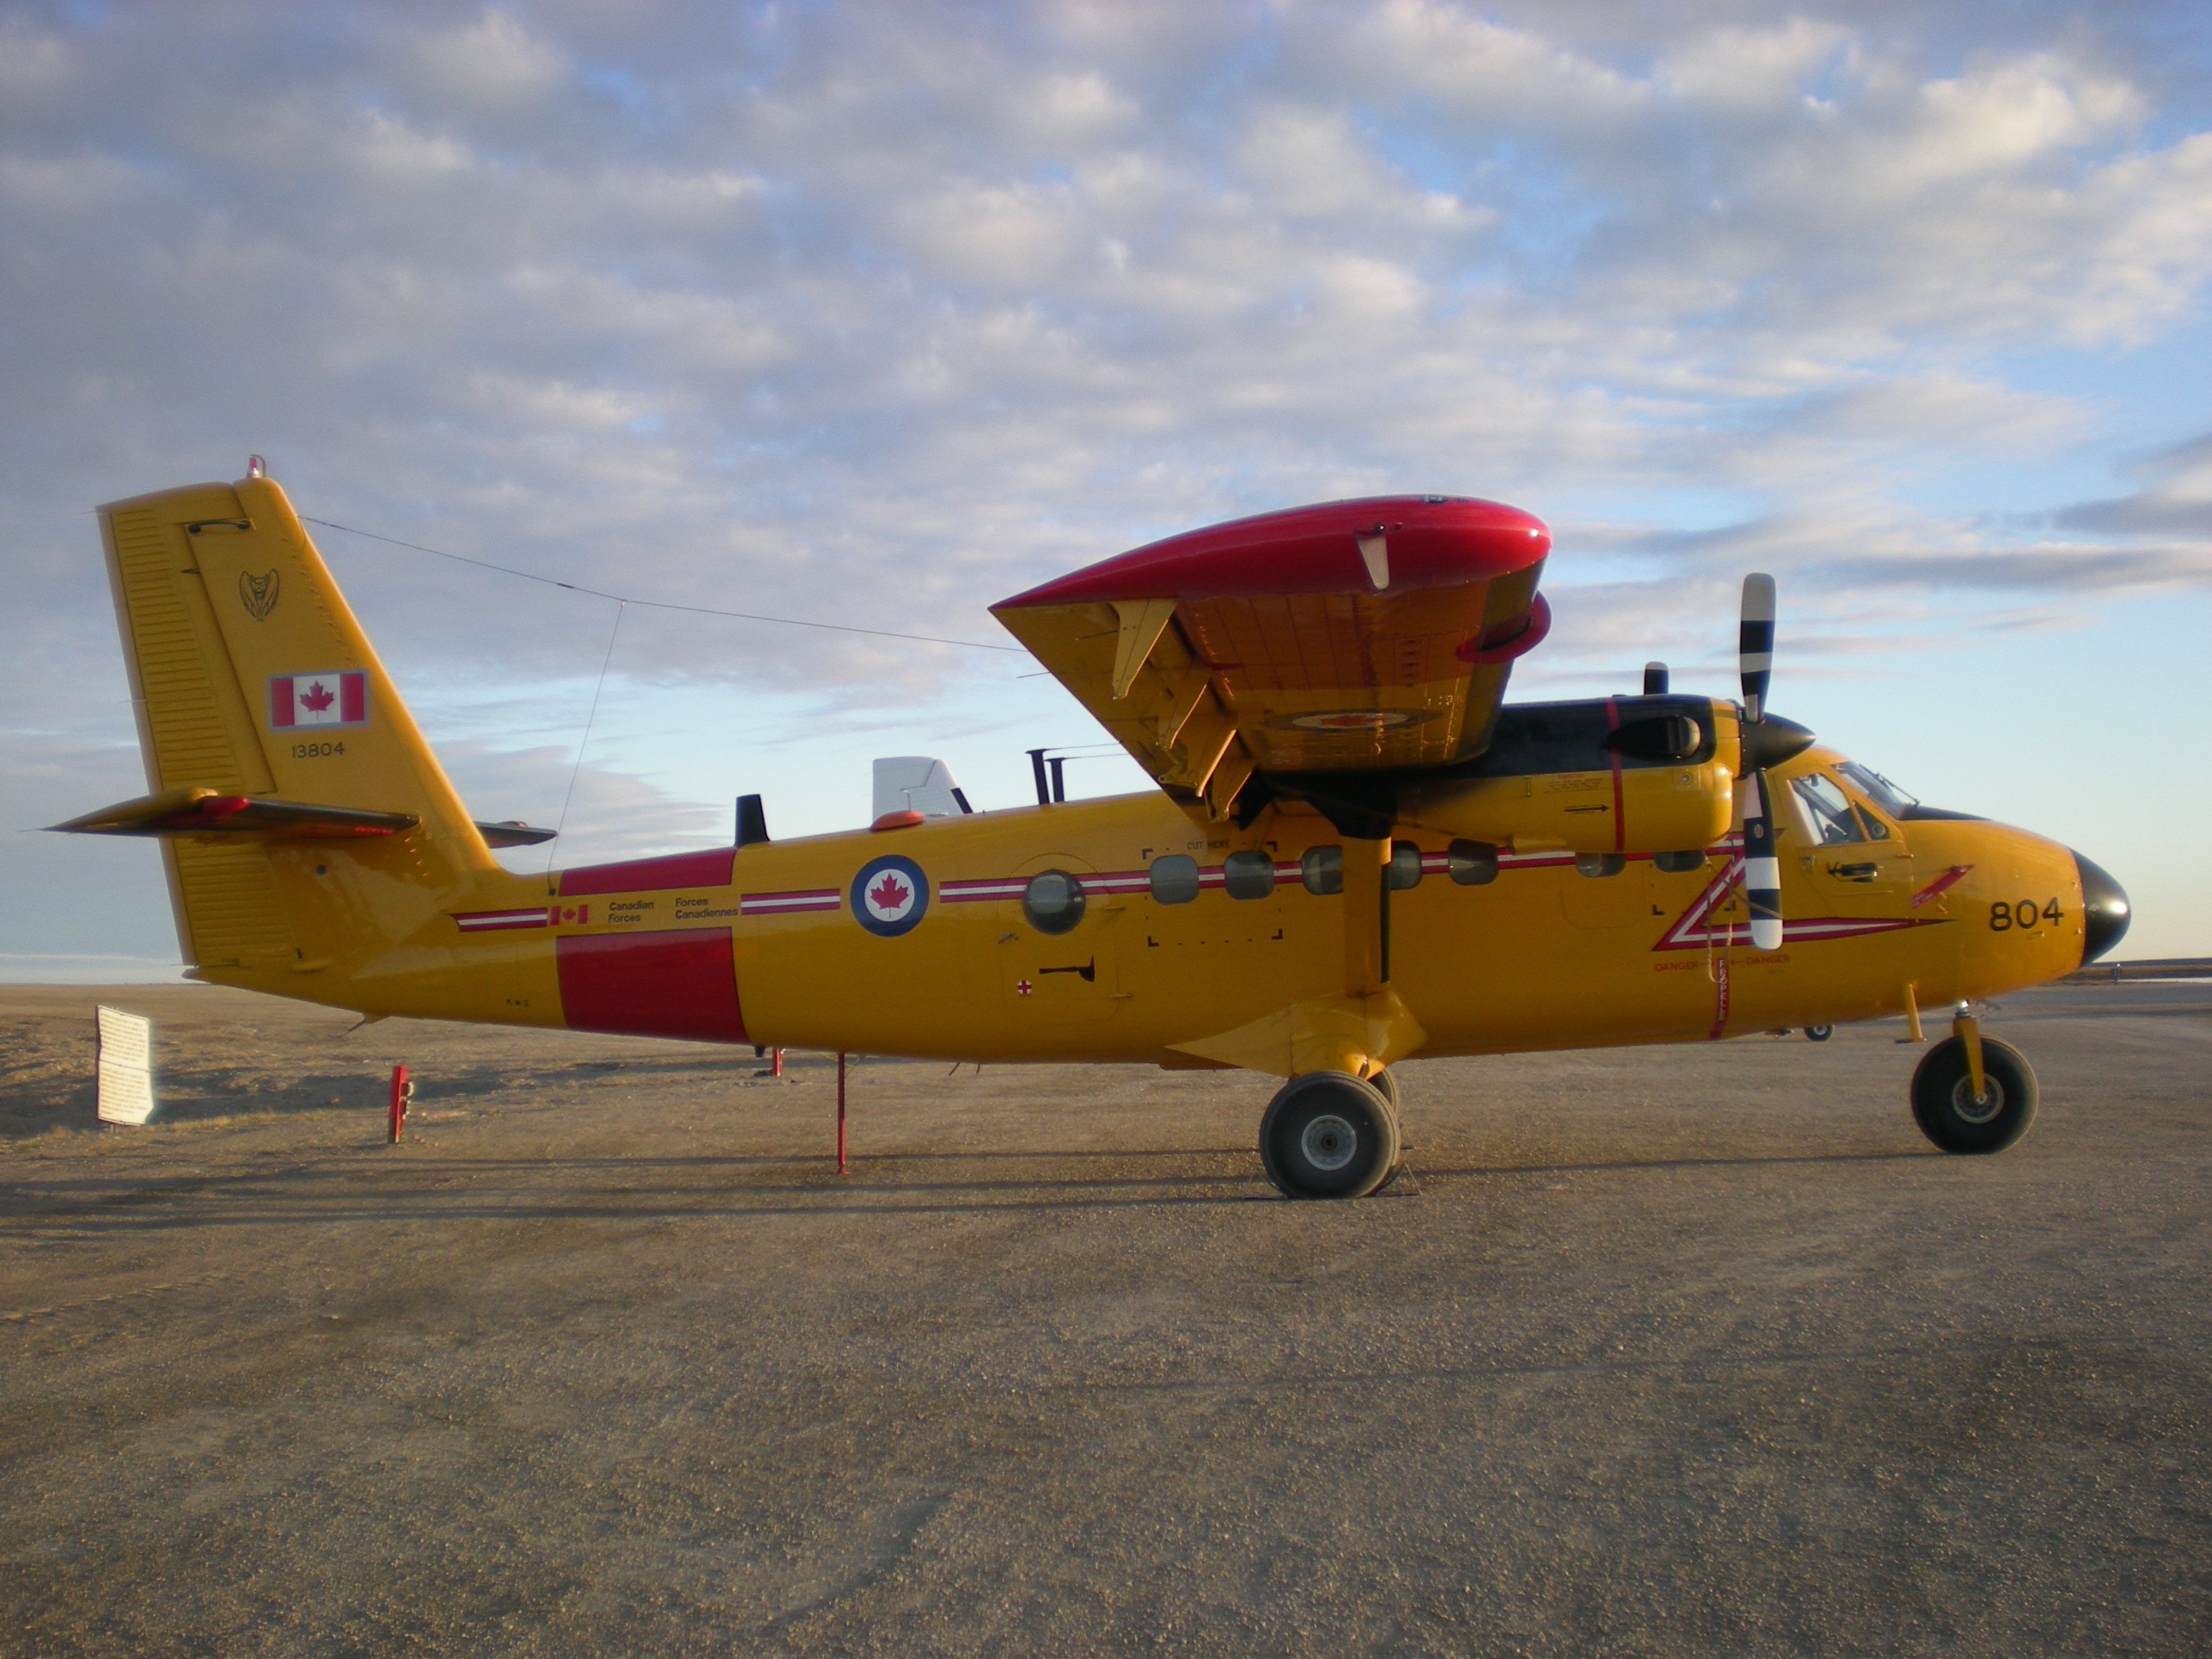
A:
91,469,497,974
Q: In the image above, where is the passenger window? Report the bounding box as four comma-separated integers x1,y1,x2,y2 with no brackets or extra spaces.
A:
1574,853,1626,878
1022,870,1087,935
1790,774,1864,845
1388,840,1424,890
1222,850,1277,899
1301,845,1342,895
1148,854,1200,904
1447,839,1498,886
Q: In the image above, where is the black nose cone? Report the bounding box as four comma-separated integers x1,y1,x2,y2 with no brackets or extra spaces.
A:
2073,853,2131,964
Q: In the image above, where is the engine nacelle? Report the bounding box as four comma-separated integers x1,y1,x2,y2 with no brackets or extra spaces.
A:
1406,696,1737,857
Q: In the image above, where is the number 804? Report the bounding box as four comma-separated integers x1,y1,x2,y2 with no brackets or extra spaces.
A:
1990,898,2062,932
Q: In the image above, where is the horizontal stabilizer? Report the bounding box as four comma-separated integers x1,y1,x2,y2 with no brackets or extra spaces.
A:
475,819,559,848
50,789,558,846
52,788,418,839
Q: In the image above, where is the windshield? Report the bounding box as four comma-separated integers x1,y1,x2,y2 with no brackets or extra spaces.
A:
1835,760,1918,818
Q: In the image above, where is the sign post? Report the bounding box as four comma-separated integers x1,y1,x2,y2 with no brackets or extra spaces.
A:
95,1007,156,1126
387,1064,412,1143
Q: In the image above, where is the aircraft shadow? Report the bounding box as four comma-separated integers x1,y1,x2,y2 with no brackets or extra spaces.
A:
7,1145,1931,1236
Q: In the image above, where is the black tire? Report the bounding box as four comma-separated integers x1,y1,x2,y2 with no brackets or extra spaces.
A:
1804,1025,1833,1042
1910,1035,2038,1154
1259,1072,1401,1199
1367,1067,1401,1112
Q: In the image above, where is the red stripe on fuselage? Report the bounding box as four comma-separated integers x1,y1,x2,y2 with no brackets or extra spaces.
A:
560,848,738,897
555,930,747,1043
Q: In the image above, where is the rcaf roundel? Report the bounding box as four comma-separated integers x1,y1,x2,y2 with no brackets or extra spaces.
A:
270,670,367,730
1266,708,1435,732
851,853,929,938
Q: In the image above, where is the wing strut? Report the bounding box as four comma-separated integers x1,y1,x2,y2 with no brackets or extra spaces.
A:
1343,837,1388,996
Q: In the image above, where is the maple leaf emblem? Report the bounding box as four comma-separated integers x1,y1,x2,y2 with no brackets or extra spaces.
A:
300,680,336,714
868,872,910,914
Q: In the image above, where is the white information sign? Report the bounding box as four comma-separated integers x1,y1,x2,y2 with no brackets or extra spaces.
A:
96,1005,157,1126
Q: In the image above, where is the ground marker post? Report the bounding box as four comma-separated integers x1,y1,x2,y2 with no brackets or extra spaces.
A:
773,1046,785,1078
837,1052,848,1176
387,1064,412,1144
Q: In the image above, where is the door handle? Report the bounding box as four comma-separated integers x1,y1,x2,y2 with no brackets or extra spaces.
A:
1040,958,1097,982
1827,863,1876,882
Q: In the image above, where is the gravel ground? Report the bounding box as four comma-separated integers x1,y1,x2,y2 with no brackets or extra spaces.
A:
3,980,2208,1657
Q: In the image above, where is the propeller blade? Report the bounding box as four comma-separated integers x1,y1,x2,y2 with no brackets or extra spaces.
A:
1739,573,1776,723
1642,660,1669,695
1742,769,1785,953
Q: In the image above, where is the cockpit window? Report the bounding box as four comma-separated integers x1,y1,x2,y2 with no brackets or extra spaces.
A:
1835,761,1917,819
1791,773,1866,845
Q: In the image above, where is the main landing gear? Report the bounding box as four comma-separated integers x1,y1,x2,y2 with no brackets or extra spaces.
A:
1259,1071,1402,1199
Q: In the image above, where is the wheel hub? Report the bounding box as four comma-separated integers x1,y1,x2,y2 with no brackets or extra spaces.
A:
1300,1113,1357,1171
1951,1074,2005,1125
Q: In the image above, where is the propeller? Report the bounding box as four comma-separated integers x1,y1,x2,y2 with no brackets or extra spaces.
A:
1737,575,1784,950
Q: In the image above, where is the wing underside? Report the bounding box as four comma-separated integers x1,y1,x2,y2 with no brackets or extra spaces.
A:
992,497,1552,821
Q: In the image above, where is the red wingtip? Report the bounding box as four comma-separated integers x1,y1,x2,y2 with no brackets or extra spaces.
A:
993,495,1549,610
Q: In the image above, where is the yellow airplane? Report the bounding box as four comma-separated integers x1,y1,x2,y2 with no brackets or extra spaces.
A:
56,465,2130,1197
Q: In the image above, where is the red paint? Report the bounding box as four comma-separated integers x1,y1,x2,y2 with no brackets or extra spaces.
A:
994,495,1549,608
559,848,737,897
556,929,748,1043
870,810,927,831
1911,865,1974,907
1456,593,1552,665
387,1064,409,1144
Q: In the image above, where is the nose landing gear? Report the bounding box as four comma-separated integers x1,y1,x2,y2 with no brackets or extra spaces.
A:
1910,1031,2038,1154
1259,1071,1401,1198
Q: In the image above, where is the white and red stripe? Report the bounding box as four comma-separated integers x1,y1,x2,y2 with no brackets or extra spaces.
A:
454,906,552,933
940,876,1030,904
740,888,841,917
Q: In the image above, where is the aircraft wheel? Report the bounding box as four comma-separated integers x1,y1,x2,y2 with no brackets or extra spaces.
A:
1367,1066,1401,1112
1804,1025,1833,1042
1910,1035,2038,1155
1259,1071,1401,1200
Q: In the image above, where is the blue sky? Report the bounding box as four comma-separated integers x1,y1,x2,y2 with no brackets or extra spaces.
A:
4,0,2209,976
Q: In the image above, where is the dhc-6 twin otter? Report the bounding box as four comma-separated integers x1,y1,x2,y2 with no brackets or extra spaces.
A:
59,467,2131,1197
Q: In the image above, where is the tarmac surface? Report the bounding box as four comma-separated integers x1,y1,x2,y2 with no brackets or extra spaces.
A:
3,979,2208,1656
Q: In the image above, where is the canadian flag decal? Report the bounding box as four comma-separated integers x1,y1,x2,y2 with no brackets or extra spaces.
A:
269,671,368,730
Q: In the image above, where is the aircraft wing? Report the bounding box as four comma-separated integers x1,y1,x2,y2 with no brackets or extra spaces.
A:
991,496,1552,822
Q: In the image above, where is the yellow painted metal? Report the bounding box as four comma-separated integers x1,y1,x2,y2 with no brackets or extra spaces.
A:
76,476,2099,1082
1954,1007,1989,1103
992,562,1544,803
1109,598,1178,702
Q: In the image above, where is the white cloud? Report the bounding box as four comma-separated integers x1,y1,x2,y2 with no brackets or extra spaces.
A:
3,0,2210,826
